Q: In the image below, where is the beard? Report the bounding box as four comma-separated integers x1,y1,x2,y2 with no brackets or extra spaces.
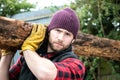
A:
48,41,71,52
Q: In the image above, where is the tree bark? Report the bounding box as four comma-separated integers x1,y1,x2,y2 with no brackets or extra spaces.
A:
0,16,32,50
73,32,120,61
0,16,120,61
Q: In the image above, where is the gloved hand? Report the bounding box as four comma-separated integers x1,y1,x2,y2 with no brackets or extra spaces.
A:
21,24,46,52
0,49,15,56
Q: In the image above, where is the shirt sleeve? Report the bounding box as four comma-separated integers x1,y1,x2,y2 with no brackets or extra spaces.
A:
54,58,85,80
9,56,23,80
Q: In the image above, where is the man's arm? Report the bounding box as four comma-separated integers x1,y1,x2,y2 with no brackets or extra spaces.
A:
0,54,13,80
21,24,57,79
23,50,57,80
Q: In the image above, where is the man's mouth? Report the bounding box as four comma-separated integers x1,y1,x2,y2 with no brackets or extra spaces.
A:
54,42,63,46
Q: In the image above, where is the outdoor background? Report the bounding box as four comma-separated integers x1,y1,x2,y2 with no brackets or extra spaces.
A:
0,0,120,80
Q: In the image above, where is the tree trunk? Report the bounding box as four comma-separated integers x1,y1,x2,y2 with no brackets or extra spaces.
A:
0,16,120,61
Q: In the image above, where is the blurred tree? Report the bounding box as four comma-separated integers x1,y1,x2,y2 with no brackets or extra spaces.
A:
70,0,120,80
70,0,120,39
0,0,34,17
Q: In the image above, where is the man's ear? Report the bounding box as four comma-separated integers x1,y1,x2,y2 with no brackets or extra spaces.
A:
72,39,75,43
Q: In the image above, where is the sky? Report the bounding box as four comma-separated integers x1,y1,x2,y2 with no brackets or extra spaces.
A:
27,0,75,11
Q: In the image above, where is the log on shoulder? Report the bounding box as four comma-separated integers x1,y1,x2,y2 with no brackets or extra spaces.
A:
0,16,120,61
0,16,32,50
73,32,120,61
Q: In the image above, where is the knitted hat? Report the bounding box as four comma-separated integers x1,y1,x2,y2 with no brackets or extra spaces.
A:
48,8,80,39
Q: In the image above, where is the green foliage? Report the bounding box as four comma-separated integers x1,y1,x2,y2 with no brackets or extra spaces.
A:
108,29,120,40
0,0,34,17
70,0,120,79
80,56,100,80
70,0,120,37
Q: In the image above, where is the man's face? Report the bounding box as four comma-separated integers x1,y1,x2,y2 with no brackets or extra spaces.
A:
48,28,74,52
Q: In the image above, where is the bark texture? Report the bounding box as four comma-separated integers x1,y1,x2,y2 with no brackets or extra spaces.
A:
0,16,32,50
0,16,120,61
73,32,120,61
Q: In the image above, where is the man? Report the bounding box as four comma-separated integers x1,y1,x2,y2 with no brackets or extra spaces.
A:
0,8,85,80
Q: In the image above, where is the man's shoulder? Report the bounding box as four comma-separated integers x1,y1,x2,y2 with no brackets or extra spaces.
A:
52,51,78,62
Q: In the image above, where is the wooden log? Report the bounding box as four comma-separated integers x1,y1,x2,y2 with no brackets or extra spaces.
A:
73,32,120,61
0,16,32,50
0,16,120,61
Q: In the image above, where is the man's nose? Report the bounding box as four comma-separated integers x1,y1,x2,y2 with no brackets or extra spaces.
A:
58,33,64,41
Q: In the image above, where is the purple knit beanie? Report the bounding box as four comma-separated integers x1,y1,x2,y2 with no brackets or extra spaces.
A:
48,8,80,39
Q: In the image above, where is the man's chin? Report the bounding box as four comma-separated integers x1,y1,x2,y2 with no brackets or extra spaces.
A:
52,47,65,52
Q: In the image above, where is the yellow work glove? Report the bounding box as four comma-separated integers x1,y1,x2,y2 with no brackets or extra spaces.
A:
21,24,46,52
0,49,15,56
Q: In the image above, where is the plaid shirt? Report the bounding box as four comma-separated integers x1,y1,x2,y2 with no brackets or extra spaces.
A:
9,53,85,80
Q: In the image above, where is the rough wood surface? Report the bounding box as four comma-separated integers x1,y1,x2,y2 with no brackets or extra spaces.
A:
0,16,120,61
0,16,32,50
73,32,120,61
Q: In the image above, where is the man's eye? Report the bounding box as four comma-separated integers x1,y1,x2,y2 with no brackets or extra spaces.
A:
56,29,61,32
65,33,70,36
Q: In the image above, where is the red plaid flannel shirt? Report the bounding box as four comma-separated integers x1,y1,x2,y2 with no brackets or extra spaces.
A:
9,53,85,80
